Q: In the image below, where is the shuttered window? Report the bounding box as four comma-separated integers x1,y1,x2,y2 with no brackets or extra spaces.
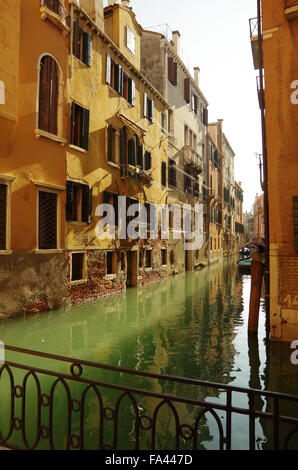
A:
161,162,167,187
203,108,208,126
144,152,152,171
144,93,154,123
73,21,92,67
39,55,59,135
38,191,57,250
71,253,85,282
184,167,192,193
126,26,136,55
294,196,298,251
128,135,137,166
45,0,60,14
66,181,92,224
137,145,144,169
107,125,116,163
184,77,190,103
0,184,7,250
168,57,177,86
168,159,177,187
120,127,127,176
70,102,90,151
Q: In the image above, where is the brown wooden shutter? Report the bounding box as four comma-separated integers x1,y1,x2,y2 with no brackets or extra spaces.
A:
0,184,7,250
168,57,174,83
184,78,190,103
173,62,178,86
49,60,58,135
39,56,51,132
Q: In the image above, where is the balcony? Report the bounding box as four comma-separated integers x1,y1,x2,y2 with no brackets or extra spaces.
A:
249,16,262,70
285,0,298,19
40,0,71,32
183,146,203,172
124,165,153,186
256,74,265,109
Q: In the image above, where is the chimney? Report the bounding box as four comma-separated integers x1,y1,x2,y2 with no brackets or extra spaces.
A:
121,0,130,6
172,30,181,55
80,0,104,29
217,119,223,153
194,67,200,87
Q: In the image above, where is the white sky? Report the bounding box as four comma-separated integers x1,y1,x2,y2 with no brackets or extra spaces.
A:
106,0,263,212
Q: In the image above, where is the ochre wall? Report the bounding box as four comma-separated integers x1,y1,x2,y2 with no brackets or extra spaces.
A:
262,0,298,341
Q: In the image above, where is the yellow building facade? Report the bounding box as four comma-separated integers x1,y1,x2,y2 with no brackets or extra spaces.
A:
66,0,169,304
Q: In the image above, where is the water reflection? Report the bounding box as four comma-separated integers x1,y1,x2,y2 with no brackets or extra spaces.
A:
0,260,297,449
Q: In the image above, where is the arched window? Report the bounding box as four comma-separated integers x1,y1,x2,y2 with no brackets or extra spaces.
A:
38,55,59,135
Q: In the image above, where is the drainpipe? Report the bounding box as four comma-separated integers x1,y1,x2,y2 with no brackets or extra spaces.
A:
257,0,270,339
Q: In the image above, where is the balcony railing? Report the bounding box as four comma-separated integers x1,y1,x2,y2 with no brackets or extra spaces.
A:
40,0,71,30
0,345,298,450
285,0,298,19
249,16,262,70
124,165,153,186
183,146,203,172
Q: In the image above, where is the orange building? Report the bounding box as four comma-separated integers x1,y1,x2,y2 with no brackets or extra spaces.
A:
250,1,298,341
0,1,69,317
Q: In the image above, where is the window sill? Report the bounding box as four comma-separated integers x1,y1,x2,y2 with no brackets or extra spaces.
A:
68,221,88,226
40,6,70,34
0,250,13,256
73,55,90,68
35,129,67,146
107,161,120,170
35,249,64,255
145,267,153,272
69,144,88,154
70,279,88,286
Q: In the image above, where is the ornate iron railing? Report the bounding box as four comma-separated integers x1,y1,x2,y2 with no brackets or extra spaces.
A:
0,345,298,450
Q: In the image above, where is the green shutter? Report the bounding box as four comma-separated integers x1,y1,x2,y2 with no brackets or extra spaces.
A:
83,108,90,151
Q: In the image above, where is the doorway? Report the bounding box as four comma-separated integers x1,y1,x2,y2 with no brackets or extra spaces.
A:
126,251,138,287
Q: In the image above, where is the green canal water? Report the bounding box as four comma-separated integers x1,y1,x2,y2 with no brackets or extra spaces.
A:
0,260,297,450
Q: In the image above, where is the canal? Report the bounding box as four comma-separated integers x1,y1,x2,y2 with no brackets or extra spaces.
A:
0,260,297,450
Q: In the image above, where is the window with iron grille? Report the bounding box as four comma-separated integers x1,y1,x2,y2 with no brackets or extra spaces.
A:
71,253,85,282
38,191,58,250
145,250,152,268
161,249,167,266
0,184,7,250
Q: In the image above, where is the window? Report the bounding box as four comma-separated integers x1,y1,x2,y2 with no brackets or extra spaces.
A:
145,250,152,268
170,250,175,266
70,102,90,151
38,191,58,250
120,127,127,176
184,77,190,103
168,110,173,134
184,125,189,146
161,161,167,187
184,167,192,193
107,125,117,163
144,93,154,123
210,143,213,162
103,191,119,227
38,55,59,135
193,179,199,197
73,21,92,67
139,250,144,269
191,92,198,115
126,26,136,55
106,54,135,105
203,108,208,126
66,181,92,224
0,184,7,250
161,113,166,133
144,151,152,171
107,252,117,275
71,253,86,282
293,196,298,251
161,249,167,266
168,159,177,187
121,252,126,272
168,57,177,86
